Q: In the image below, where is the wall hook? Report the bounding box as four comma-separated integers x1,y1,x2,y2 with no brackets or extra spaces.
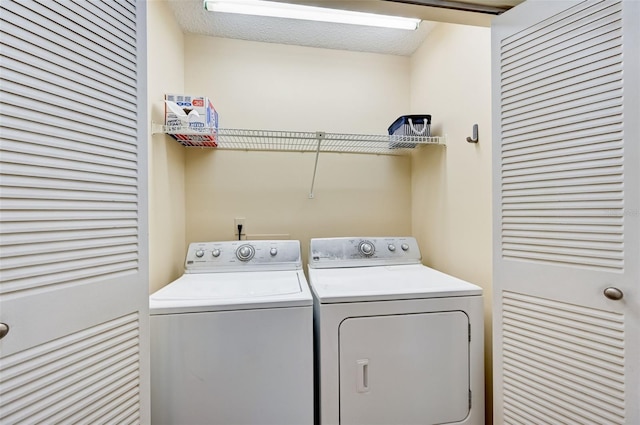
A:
466,124,479,143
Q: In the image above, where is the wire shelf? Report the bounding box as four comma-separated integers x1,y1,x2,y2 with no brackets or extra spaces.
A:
153,124,445,155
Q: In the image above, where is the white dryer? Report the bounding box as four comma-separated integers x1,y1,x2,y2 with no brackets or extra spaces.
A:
308,237,484,425
150,240,313,425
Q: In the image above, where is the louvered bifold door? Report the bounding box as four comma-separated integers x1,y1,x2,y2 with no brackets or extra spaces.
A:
0,0,149,423
492,1,640,424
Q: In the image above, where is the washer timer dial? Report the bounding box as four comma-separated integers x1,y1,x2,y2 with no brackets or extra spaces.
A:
236,244,255,261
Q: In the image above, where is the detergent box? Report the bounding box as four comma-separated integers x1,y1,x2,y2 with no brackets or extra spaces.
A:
164,94,219,147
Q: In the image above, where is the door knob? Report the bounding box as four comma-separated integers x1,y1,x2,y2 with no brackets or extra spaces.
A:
603,287,624,301
0,323,9,340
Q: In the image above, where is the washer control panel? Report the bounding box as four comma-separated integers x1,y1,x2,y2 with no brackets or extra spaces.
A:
184,240,302,273
309,237,421,268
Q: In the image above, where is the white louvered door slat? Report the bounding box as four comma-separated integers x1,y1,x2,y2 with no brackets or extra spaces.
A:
0,0,149,423
492,1,639,424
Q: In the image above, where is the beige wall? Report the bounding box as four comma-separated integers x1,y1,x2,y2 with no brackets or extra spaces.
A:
182,36,414,264
147,0,188,294
409,23,493,423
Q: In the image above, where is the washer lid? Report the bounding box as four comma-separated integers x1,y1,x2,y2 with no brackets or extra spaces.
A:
308,264,482,303
149,270,312,315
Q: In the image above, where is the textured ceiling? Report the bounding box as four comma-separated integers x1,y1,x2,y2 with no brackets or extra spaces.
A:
167,0,522,56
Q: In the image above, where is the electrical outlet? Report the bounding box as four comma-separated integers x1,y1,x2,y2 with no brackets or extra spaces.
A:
234,217,246,238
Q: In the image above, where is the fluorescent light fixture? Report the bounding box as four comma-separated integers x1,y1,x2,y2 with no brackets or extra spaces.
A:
203,0,421,30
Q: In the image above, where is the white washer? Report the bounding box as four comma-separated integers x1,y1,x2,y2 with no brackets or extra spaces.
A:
150,240,313,425
308,237,484,425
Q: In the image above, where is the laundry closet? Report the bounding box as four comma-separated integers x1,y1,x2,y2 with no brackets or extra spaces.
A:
147,0,493,419
124,2,640,423
2,1,638,423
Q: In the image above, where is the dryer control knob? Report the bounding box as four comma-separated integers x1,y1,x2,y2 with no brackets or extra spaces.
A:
195,249,205,258
359,241,375,256
270,248,278,256
212,249,221,257
401,243,410,251
388,244,396,252
236,244,255,261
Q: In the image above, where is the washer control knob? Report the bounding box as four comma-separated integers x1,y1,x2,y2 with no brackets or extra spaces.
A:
270,247,278,256
236,244,255,261
401,243,410,251
359,241,375,256
212,249,221,258
388,244,396,252
195,249,205,258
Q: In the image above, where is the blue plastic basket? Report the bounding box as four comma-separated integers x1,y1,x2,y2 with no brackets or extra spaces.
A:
388,115,432,148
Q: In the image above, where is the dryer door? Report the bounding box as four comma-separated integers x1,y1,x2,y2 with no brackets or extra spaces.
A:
339,311,470,425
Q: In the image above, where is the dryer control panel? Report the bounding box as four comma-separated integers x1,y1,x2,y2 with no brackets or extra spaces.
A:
184,240,302,273
309,237,422,268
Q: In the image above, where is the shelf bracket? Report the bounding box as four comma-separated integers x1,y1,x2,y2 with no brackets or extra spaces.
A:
309,131,325,199
151,122,164,134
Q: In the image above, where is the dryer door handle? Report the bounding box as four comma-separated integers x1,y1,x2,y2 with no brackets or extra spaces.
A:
356,359,370,393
